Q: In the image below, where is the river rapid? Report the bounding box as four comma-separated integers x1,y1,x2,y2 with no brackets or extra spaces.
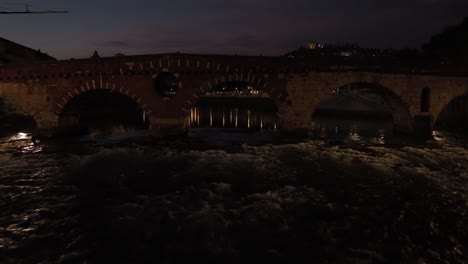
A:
0,129,466,263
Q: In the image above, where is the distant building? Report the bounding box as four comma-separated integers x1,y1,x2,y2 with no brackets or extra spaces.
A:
91,50,100,58
0,37,56,64
308,41,324,49
338,51,354,57
286,41,397,61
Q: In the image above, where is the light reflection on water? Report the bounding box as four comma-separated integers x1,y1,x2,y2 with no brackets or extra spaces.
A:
0,132,43,154
7,132,30,142
190,106,278,131
0,118,466,263
433,131,445,143
431,130,468,146
80,125,151,143
310,117,393,145
0,119,466,152
191,101,399,144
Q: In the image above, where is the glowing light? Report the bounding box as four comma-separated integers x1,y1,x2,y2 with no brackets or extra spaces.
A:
349,132,361,141
247,109,251,128
8,132,31,142
379,129,385,138
260,113,264,129
210,108,213,127
222,111,225,128
235,109,238,128
433,131,445,142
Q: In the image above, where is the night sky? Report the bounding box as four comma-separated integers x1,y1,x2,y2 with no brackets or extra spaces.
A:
1,0,467,59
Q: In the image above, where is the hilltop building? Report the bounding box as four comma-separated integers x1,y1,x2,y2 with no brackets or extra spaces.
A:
308,41,324,49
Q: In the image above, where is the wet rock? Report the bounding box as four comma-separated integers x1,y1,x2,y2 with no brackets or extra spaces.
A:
119,203,143,216
59,250,91,264
349,248,388,263
198,189,215,201
211,182,232,195
240,201,288,233
184,210,228,238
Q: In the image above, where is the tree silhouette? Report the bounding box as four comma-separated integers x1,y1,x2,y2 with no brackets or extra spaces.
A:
423,17,468,65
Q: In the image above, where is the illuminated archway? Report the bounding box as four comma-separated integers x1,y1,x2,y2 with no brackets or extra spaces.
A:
190,81,279,130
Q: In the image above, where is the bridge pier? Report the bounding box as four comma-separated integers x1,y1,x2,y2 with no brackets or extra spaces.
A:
57,115,80,129
278,113,311,137
32,112,60,138
149,117,189,138
413,114,433,138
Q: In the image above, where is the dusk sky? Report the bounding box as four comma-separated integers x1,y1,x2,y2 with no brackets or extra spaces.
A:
1,0,467,59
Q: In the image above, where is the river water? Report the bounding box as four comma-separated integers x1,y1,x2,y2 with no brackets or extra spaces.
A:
0,117,467,263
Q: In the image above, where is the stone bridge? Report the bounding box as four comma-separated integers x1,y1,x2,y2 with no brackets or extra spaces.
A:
0,53,467,137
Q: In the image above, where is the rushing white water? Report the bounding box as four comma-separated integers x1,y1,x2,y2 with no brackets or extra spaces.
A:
0,130,466,263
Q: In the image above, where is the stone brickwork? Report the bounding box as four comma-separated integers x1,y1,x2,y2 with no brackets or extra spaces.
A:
0,53,466,137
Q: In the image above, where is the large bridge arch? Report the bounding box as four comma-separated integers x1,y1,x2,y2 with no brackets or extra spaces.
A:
309,81,413,134
433,90,468,130
188,78,283,130
57,89,151,133
55,80,154,117
284,72,416,134
287,72,415,133
183,74,288,109
54,78,156,134
174,73,291,129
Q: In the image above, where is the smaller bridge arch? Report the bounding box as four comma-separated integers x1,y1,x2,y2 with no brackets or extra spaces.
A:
0,96,37,135
421,87,431,112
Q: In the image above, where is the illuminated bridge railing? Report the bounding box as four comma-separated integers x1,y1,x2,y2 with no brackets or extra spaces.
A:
202,91,271,97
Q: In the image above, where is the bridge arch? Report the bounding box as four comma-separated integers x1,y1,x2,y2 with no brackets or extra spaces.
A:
0,96,37,135
434,91,468,131
56,82,154,116
189,73,287,107
311,82,413,134
188,76,286,130
56,87,153,134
